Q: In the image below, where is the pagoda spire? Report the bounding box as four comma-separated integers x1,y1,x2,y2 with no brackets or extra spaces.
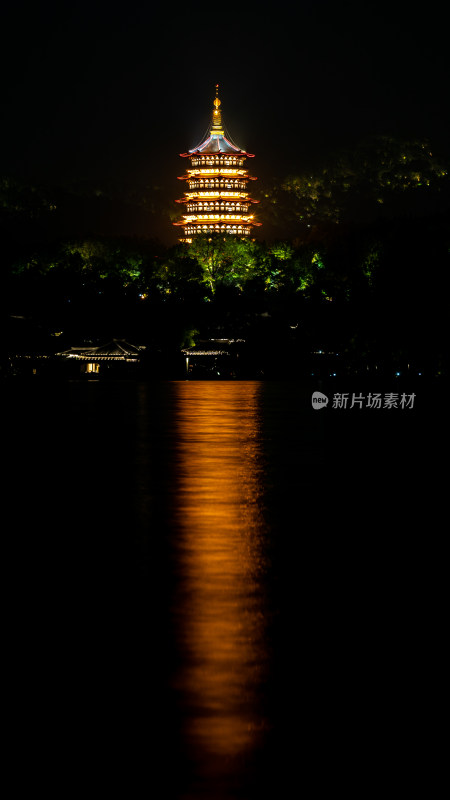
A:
210,84,224,136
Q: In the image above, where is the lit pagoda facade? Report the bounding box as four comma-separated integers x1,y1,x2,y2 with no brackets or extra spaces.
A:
174,86,260,241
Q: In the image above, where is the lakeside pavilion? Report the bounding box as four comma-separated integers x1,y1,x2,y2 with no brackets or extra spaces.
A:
57,339,145,374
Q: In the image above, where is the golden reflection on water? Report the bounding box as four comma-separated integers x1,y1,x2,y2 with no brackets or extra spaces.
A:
171,381,268,783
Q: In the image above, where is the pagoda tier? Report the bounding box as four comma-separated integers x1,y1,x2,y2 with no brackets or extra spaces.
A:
175,86,260,240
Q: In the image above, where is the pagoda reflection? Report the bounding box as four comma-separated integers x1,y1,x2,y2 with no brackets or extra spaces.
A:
170,381,269,789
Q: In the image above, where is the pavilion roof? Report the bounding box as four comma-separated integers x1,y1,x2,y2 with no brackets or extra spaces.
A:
181,338,245,356
57,339,145,360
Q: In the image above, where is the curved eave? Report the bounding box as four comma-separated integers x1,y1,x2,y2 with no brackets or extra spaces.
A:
181,150,255,158
178,174,257,181
177,198,253,206
172,220,252,228
179,134,254,158
173,218,254,222
69,355,139,361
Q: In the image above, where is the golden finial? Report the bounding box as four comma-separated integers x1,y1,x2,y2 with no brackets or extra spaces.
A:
214,84,221,110
210,84,224,135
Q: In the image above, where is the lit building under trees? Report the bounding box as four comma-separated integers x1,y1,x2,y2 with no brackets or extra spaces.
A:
174,86,260,241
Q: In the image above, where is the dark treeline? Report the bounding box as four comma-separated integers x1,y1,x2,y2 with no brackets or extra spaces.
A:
2,133,449,379
2,215,449,380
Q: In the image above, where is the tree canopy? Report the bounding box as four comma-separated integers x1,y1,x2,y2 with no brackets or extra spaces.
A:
257,135,449,238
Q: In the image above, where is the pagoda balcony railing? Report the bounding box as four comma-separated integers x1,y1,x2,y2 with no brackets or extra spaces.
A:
190,157,245,168
185,224,252,236
188,180,248,191
183,214,254,224
187,169,247,178
184,190,249,199
186,202,250,210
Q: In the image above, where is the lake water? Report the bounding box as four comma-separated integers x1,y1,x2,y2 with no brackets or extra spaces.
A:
2,378,444,796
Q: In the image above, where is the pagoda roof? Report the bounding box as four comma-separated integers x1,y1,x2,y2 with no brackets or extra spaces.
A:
180,133,254,158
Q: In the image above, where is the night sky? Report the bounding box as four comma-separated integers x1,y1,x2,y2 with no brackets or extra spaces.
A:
2,0,448,244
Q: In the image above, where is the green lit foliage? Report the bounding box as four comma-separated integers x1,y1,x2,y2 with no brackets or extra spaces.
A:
362,137,447,192
10,237,168,299
180,327,200,348
280,173,341,223
186,235,264,293
263,136,449,235
63,239,145,284
270,242,294,261
361,243,382,287
263,242,325,294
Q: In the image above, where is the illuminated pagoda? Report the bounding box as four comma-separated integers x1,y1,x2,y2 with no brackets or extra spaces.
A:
174,86,260,240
